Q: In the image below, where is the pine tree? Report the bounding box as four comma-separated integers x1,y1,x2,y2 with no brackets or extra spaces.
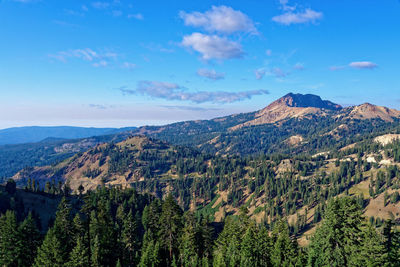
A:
271,219,298,267
67,237,90,267
212,217,244,267
139,239,161,267
34,227,64,267
307,197,365,266
179,213,199,267
17,213,41,266
121,210,139,265
240,224,257,266
256,225,272,267
53,197,74,261
350,225,388,266
91,234,101,267
0,211,20,266
158,194,183,262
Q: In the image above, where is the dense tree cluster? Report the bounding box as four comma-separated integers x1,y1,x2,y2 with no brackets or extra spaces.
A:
1,185,400,266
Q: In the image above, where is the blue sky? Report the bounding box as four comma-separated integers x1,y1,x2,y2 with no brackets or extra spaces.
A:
0,0,399,129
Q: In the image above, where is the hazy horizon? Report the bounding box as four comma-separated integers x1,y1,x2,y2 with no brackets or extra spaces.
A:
1,0,399,128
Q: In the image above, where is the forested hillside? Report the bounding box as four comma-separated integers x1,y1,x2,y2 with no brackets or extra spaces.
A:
12,134,400,242
2,93,400,266
0,131,137,179
0,182,399,266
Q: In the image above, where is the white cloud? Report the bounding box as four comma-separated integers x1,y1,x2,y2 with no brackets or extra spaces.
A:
127,13,144,20
293,63,305,70
120,81,269,104
270,67,288,78
349,61,378,69
180,5,257,35
279,0,296,11
49,48,118,67
329,65,346,71
197,69,225,80
266,49,272,56
92,60,108,67
92,2,110,9
255,69,266,80
88,104,116,110
182,33,244,60
272,8,323,25
122,62,136,70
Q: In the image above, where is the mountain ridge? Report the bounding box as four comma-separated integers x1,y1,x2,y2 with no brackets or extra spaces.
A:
0,126,137,145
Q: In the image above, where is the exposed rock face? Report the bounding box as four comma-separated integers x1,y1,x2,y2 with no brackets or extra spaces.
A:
374,134,400,146
231,93,342,129
268,93,342,110
348,103,400,122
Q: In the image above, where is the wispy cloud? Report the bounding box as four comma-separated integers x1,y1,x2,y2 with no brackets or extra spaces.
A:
159,105,222,111
255,68,266,80
270,67,288,78
120,81,269,104
142,43,174,53
293,63,305,70
329,65,346,71
122,62,136,70
92,60,108,67
180,5,258,35
197,69,225,80
127,13,144,20
349,61,378,69
88,104,116,110
182,33,244,60
279,0,297,11
49,48,118,67
92,1,110,9
273,8,323,25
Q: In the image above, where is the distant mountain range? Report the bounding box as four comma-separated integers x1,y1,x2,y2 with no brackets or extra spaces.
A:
133,93,400,155
2,93,400,179
6,92,400,248
0,126,136,145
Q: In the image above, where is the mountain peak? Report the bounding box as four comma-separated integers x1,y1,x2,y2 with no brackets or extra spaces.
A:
274,93,342,110
230,93,342,130
348,102,400,122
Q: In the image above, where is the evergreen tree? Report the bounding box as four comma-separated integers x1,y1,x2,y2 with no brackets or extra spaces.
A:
67,237,90,267
308,197,365,266
270,219,298,267
53,197,74,261
179,212,199,267
240,224,258,266
158,194,183,263
17,213,41,266
34,227,65,267
0,211,20,266
139,239,161,267
121,210,139,265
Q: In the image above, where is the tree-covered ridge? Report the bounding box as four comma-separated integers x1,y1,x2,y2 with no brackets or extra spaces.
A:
1,184,400,266
148,115,400,156
11,134,400,242
13,136,214,193
2,95,400,180
0,130,138,179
